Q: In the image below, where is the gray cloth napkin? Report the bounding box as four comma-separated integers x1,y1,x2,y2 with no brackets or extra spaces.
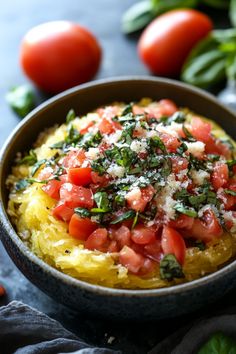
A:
0,301,118,354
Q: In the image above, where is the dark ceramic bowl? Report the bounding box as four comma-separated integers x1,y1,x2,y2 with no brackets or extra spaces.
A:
1,76,236,320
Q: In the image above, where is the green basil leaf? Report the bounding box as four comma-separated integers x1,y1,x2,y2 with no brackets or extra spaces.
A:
14,179,31,192
198,332,236,354
201,0,230,9
160,254,184,281
225,189,236,196
93,192,110,211
174,203,198,217
31,159,47,177
17,149,37,166
74,207,91,218
66,109,76,124
230,0,236,27
121,0,154,34
110,210,136,224
6,85,36,118
131,212,139,229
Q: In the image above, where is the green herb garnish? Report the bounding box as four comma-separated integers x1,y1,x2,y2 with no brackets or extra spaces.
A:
110,210,136,224
160,254,184,281
66,109,76,124
6,85,36,118
18,149,37,166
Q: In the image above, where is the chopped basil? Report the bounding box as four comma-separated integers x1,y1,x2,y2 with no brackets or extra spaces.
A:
177,142,188,155
6,85,36,118
131,212,139,229
121,103,133,116
160,111,186,126
227,159,236,169
91,158,107,175
160,254,184,281
14,179,31,192
149,136,166,153
207,154,220,162
93,192,110,212
110,210,136,224
174,203,198,218
225,189,236,196
17,149,37,166
66,109,76,124
79,131,102,149
74,207,91,218
182,125,196,142
188,194,206,208
31,159,46,177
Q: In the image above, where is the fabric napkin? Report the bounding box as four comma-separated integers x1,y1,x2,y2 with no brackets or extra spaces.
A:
0,301,118,354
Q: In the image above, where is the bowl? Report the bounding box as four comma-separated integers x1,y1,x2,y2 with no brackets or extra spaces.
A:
1,76,236,320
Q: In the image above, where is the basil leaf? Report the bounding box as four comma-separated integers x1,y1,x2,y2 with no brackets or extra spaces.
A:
74,207,91,218
131,212,139,229
201,0,230,8
14,179,31,192
50,141,65,150
31,159,46,177
121,0,154,34
160,254,184,281
66,109,76,124
189,194,206,208
182,125,196,141
227,159,236,169
198,332,236,354
17,149,37,166
225,189,236,196
174,203,198,218
93,192,110,211
6,85,36,118
149,136,167,153
121,103,133,116
110,210,136,224
91,159,107,175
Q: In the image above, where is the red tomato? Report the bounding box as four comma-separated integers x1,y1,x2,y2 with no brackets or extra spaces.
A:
211,162,229,190
98,118,116,135
138,10,212,76
69,214,97,240
52,202,74,222
126,185,155,212
168,214,194,230
143,239,162,262
68,167,92,186
107,240,119,253
42,179,62,200
79,121,95,135
189,117,211,143
85,228,108,251
114,225,131,248
62,149,86,168
131,225,156,245
161,226,186,265
119,246,144,274
188,208,222,242
91,171,107,184
145,99,178,119
20,21,101,93
137,258,156,276
60,183,93,208
160,133,181,152
170,156,188,174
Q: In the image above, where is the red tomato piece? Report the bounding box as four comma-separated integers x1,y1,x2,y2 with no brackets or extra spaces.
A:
189,117,211,143
20,21,101,93
97,105,120,120
161,226,186,265
131,225,156,245
138,9,212,76
158,99,178,116
107,240,119,253
68,167,92,186
211,162,229,190
85,228,108,251
160,133,181,152
119,246,144,274
144,239,162,262
187,208,222,242
52,202,74,222
62,149,86,168
42,179,62,200
114,225,131,248
126,185,155,212
91,171,107,184
98,118,115,135
170,156,188,174
69,214,97,240
79,121,95,135
60,183,93,208
168,214,194,230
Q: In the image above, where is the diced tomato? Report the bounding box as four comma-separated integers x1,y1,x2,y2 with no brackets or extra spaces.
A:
170,156,188,174
211,162,229,190
79,121,95,135
158,99,178,116
132,105,145,115
97,105,120,120
131,225,156,245
98,118,115,135
62,149,86,168
119,246,144,274
224,211,236,231
38,166,53,181
160,133,181,152
126,185,155,212
137,258,156,275
91,171,107,185
188,116,211,143
60,183,93,208
218,188,236,211
187,208,222,242
161,226,186,265
107,240,119,253
85,228,108,250
52,202,74,222
168,214,194,230
68,167,92,186
69,214,97,240
144,239,162,262
42,179,62,200
114,225,131,248
205,137,232,159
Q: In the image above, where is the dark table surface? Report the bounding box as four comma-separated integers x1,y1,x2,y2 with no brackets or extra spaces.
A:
0,1,234,353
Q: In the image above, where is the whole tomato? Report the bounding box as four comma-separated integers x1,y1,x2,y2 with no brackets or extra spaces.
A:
138,9,213,77
20,21,102,93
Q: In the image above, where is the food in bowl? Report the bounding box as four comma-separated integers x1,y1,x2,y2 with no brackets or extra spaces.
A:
7,98,236,289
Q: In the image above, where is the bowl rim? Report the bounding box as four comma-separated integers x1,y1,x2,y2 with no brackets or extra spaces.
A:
1,75,236,297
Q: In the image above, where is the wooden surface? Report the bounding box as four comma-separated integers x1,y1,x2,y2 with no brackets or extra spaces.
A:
0,1,233,353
